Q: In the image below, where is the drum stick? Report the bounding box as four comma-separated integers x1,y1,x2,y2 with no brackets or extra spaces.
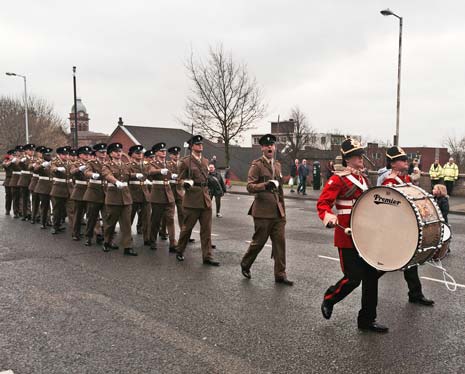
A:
336,224,352,236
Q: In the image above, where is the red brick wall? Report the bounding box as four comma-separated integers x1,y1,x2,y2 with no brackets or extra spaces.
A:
403,147,450,171
108,127,136,153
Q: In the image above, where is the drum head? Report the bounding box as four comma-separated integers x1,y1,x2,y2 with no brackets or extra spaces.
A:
443,223,451,241
351,187,419,271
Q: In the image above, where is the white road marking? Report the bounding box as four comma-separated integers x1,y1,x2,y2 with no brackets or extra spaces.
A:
318,255,339,262
245,240,272,248
420,276,465,289
192,230,218,237
0,370,15,374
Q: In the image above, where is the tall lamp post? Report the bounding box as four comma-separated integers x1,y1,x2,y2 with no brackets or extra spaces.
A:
380,8,403,146
72,66,79,148
5,72,29,143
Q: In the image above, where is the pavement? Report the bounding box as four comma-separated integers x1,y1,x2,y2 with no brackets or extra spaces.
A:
0,187,464,373
228,184,465,215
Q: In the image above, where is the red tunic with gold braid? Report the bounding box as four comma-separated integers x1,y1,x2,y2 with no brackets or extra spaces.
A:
317,170,369,248
381,173,411,186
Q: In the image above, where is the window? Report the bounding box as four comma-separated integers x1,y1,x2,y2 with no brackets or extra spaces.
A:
321,137,326,145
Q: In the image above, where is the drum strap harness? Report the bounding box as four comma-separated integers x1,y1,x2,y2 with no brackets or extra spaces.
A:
346,175,368,192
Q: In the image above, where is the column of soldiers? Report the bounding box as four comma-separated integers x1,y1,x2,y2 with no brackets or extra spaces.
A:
1,135,220,264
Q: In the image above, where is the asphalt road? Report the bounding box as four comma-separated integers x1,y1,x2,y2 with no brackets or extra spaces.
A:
0,189,464,374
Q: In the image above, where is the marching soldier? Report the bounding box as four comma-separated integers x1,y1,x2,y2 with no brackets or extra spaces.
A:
127,144,151,246
147,142,177,252
240,134,293,285
379,146,434,307
34,147,54,229
10,145,24,218
83,143,107,246
50,146,72,234
29,146,44,224
101,142,137,256
317,138,388,333
17,143,36,220
69,146,92,241
2,150,16,215
175,135,219,266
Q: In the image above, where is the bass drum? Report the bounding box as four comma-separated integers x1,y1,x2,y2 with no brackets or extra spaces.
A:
433,223,451,261
350,185,444,271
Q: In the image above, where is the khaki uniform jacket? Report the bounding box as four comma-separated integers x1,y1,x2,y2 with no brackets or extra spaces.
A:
83,160,106,203
33,162,53,195
70,160,89,201
102,161,133,206
167,159,184,201
50,158,71,199
17,156,33,188
178,155,211,209
148,159,175,204
2,161,13,187
28,159,41,192
247,157,285,219
127,160,150,203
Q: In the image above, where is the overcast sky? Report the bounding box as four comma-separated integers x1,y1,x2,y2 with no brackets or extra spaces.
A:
1,0,465,148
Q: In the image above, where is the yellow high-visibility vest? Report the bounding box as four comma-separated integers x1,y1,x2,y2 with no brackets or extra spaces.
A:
442,163,459,181
429,163,443,180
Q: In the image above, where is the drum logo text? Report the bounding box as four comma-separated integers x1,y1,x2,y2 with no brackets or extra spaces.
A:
373,194,401,206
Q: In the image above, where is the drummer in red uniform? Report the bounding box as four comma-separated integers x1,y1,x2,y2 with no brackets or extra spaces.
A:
317,138,388,333
378,146,434,306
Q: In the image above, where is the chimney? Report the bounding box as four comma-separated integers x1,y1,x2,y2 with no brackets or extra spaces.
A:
118,117,124,126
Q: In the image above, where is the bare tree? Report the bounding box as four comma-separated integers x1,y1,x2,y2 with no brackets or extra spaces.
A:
281,106,316,161
443,134,465,170
183,44,267,166
0,95,69,154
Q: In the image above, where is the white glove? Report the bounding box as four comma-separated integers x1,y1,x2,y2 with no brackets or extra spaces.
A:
92,173,100,180
171,173,178,180
21,157,27,162
160,168,169,175
144,179,152,185
136,173,144,180
42,161,50,167
57,167,66,172
115,180,124,189
79,165,86,172
11,158,17,163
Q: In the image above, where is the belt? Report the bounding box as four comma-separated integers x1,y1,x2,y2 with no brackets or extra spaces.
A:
39,176,51,180
89,179,103,184
75,180,88,185
129,181,143,185
335,199,355,206
107,182,128,187
336,209,352,215
169,180,177,184
13,171,21,175
194,182,208,187
32,173,39,178
152,180,169,185
53,177,67,183
21,171,32,175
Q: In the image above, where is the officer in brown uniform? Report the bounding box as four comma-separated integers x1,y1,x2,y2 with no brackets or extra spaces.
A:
83,143,107,246
127,144,151,246
101,142,137,256
2,150,16,215
50,146,72,234
29,146,44,224
147,142,177,252
175,135,219,265
17,143,36,220
9,146,24,218
69,146,92,241
240,134,293,285
34,147,54,229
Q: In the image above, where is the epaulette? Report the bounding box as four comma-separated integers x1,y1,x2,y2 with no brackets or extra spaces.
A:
250,158,262,166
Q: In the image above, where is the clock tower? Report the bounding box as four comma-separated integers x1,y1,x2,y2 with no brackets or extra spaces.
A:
69,98,89,131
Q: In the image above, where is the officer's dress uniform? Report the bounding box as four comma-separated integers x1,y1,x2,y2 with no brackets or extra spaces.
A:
167,157,185,229
241,155,289,282
148,159,176,249
2,155,14,215
9,149,23,217
33,153,53,229
70,158,89,240
50,153,71,232
29,153,42,223
17,151,34,220
102,158,135,253
317,167,383,329
176,152,216,263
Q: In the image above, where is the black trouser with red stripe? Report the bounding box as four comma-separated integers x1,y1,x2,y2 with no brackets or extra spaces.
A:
324,248,384,324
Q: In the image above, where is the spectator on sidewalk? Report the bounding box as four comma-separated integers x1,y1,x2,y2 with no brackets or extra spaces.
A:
289,159,299,193
443,157,459,196
207,163,227,217
297,159,310,195
408,158,420,175
411,167,421,186
210,155,217,167
429,159,443,191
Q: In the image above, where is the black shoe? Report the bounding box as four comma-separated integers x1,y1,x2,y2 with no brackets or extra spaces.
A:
72,236,80,241
241,265,251,279
58,227,66,232
290,189,295,193
30,219,36,224
5,211,10,216
211,244,216,249
40,224,47,230
21,216,27,221
203,259,220,266
160,234,168,241
51,228,58,235
169,246,177,253
358,321,389,333
144,240,152,246
150,243,157,251
96,235,104,244
409,296,434,306
321,300,333,320
102,243,111,252
176,253,184,262
188,238,195,243
84,238,92,246
13,214,20,219
275,277,294,286
109,243,119,250
124,248,138,256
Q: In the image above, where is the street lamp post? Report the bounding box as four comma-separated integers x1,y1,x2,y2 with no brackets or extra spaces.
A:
380,8,403,146
5,72,29,143
72,66,79,148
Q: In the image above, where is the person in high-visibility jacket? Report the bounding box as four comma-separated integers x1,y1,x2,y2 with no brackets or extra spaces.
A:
428,159,443,191
442,157,459,195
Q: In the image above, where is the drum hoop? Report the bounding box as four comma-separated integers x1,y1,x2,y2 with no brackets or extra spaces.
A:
350,186,422,272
